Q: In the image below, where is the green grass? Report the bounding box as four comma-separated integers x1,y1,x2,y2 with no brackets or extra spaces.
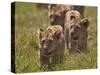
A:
14,2,97,73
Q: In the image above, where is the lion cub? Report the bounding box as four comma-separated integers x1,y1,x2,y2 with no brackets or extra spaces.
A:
38,25,65,67
64,10,89,53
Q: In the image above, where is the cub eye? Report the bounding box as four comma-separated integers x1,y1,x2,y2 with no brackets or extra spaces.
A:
75,26,80,31
41,40,45,44
76,26,80,29
70,25,73,29
49,39,53,43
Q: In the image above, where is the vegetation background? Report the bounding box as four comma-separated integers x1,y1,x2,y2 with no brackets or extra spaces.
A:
13,2,97,73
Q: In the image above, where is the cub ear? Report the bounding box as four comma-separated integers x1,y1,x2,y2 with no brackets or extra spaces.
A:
48,4,56,10
81,18,89,28
37,29,44,39
54,30,61,39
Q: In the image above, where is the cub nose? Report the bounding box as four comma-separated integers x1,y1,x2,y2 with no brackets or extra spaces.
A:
43,45,48,51
71,32,74,36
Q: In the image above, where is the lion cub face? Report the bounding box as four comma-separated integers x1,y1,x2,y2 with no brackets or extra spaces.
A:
66,10,89,41
38,25,63,56
69,18,89,41
48,4,67,27
69,18,81,41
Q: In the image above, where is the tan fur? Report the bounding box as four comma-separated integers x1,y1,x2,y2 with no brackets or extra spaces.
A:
64,10,89,53
38,25,65,67
48,5,68,28
48,4,84,29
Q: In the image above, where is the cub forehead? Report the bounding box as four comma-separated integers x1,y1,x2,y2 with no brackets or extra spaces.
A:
44,25,63,38
47,25,63,32
47,25,63,34
66,10,81,19
49,4,65,10
70,20,81,27
66,10,81,16
41,36,53,41
66,10,82,26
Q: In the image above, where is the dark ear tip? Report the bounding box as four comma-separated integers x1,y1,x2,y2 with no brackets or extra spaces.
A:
81,18,89,27
81,18,87,22
40,28,43,31
84,18,89,23
37,28,43,35
38,28,44,39
85,18,89,25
